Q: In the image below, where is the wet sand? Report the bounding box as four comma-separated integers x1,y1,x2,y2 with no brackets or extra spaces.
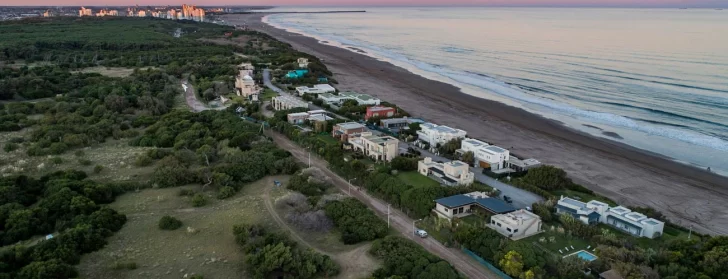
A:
222,13,728,235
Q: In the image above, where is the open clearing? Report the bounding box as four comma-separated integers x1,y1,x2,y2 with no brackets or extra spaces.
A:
0,129,155,181
78,175,380,279
72,66,155,78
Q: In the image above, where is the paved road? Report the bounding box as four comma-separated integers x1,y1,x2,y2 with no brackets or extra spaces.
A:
399,142,544,209
266,130,500,279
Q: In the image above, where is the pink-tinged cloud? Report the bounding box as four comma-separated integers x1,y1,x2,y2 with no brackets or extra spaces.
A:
3,0,727,7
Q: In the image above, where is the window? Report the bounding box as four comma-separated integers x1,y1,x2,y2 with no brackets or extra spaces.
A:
491,220,495,224
514,229,518,233
507,228,512,232
497,222,501,227
444,208,449,212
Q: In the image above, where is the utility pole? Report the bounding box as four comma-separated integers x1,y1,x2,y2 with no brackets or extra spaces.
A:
348,178,356,196
387,204,390,228
688,225,692,239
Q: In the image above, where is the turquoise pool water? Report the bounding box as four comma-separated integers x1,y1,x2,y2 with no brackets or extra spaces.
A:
575,250,597,262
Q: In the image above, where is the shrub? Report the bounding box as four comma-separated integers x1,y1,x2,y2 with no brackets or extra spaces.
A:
192,194,207,207
111,261,138,270
93,165,104,174
178,189,196,196
217,186,236,199
3,142,18,152
134,154,153,167
74,150,85,157
50,157,63,165
158,215,183,230
78,159,93,166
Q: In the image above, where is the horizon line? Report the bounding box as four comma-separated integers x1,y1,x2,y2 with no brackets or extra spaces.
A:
2,4,727,8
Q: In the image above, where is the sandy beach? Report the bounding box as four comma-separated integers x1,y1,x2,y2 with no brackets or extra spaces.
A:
222,13,728,235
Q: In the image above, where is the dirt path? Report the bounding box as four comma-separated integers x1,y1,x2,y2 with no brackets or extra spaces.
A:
262,182,378,279
265,130,499,279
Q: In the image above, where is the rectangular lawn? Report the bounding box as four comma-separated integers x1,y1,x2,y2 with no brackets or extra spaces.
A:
397,171,441,188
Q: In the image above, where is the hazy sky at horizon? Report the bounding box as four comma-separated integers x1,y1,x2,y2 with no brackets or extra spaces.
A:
4,0,728,8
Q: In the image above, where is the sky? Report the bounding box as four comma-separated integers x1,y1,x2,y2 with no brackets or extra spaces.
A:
3,0,728,8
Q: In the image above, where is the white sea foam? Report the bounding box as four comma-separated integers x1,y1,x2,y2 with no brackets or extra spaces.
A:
264,15,728,153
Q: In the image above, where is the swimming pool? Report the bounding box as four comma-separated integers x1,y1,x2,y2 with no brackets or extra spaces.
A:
565,250,598,262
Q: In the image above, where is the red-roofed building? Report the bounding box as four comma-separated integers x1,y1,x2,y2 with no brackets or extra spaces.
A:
365,106,396,120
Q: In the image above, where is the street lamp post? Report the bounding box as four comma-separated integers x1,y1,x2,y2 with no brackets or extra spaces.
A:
306,146,311,167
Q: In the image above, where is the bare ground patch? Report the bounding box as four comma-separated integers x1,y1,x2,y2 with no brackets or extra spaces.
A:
72,66,155,78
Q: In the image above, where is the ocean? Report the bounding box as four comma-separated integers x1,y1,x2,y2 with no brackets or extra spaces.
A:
262,7,728,175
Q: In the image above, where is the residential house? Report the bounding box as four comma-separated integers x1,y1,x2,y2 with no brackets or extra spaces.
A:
295,84,336,95
418,157,474,186
379,117,425,131
347,132,399,162
417,123,467,148
459,138,510,170
235,72,260,99
272,96,308,111
318,91,381,106
507,156,542,172
488,209,543,240
365,106,396,120
287,110,333,124
297,58,309,68
433,192,515,221
556,196,664,238
332,122,368,141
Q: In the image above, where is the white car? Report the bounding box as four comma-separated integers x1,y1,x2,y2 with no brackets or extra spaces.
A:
415,229,428,238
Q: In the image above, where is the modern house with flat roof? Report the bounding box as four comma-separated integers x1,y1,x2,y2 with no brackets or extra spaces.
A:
433,192,516,221
272,96,308,111
297,57,309,68
295,84,336,95
488,209,543,240
347,132,399,162
318,91,381,106
507,156,542,172
332,122,368,141
418,157,474,186
364,106,396,120
379,117,425,131
417,123,467,148
556,196,664,238
459,138,510,170
286,110,333,124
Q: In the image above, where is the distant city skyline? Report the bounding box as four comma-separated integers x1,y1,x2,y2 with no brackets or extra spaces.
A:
2,0,728,8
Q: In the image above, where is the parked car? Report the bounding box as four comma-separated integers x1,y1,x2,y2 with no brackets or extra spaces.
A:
503,195,513,204
415,229,428,238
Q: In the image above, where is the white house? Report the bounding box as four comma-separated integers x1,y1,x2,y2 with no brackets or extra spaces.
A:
488,209,543,240
272,96,308,111
348,132,399,162
418,157,474,186
459,138,509,170
295,84,336,95
317,91,381,106
556,196,664,239
297,57,309,68
417,123,467,148
286,110,332,124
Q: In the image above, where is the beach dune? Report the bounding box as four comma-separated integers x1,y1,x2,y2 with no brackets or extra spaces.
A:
222,13,728,235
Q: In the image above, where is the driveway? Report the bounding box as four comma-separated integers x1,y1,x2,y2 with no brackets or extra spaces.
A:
399,142,544,209
266,131,501,279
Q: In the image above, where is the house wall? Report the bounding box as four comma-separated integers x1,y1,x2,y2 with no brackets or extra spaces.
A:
434,204,473,220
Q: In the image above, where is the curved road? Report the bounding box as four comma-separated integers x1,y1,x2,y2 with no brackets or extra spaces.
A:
266,131,500,279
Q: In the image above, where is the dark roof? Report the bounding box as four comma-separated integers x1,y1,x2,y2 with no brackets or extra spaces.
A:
476,198,516,214
434,195,475,208
587,211,601,219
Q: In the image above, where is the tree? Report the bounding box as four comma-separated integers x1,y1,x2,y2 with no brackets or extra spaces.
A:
520,165,571,190
461,151,474,166
391,156,418,171
191,194,207,207
499,251,524,277
158,215,182,230
17,259,78,279
152,156,189,188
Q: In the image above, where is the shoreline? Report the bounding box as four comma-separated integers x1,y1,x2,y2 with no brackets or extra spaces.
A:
222,13,728,235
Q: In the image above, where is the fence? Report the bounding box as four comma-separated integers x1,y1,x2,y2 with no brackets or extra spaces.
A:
461,247,513,279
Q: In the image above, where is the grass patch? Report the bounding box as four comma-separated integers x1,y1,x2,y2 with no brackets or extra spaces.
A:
396,171,440,188
261,88,278,100
315,134,338,145
524,226,591,256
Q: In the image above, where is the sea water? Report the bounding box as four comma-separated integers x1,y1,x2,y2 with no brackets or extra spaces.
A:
263,7,728,175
